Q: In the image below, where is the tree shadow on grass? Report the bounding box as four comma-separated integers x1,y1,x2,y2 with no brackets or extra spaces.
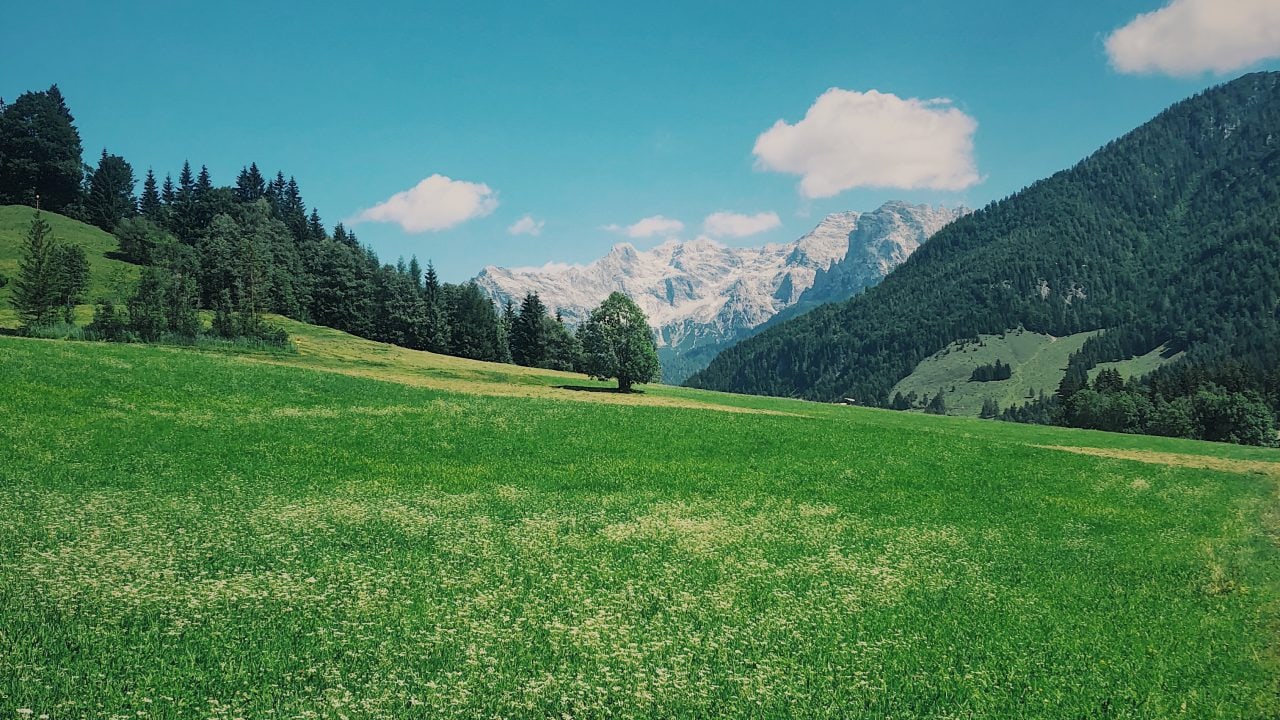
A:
553,384,645,395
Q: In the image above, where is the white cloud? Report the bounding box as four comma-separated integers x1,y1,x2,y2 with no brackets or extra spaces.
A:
702,211,781,238
1105,0,1280,76
604,215,685,238
508,214,545,236
753,88,980,198
354,174,497,233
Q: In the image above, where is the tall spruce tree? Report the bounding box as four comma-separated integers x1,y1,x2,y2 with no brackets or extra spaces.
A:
511,292,549,366
446,283,502,361
544,312,583,371
161,173,176,205
139,168,162,219
84,149,136,232
422,261,449,352
52,243,89,322
10,211,60,327
235,163,266,202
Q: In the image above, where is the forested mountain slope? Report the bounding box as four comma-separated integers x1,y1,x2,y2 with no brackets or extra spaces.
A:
688,72,1280,409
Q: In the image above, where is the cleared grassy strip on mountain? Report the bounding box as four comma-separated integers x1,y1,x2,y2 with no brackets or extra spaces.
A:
890,329,1094,416
2,332,1279,718
1090,344,1184,383
890,329,1183,417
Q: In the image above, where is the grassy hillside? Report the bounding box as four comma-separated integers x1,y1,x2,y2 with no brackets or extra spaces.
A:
1091,344,1184,383
0,205,138,327
2,326,1279,717
891,329,1183,417
891,329,1094,416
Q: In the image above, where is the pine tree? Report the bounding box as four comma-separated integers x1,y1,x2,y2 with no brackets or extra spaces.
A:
53,243,89,322
84,149,137,232
161,174,176,205
195,165,213,197
178,161,195,198
511,292,549,366
979,397,1000,419
497,298,516,362
544,313,583,371
307,208,326,242
139,168,162,219
446,283,502,361
191,165,216,230
422,261,449,352
10,211,60,327
235,163,266,202
171,161,198,241
924,392,948,415
407,256,423,291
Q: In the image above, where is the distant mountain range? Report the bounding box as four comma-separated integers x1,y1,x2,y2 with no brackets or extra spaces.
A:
688,72,1280,411
474,201,966,382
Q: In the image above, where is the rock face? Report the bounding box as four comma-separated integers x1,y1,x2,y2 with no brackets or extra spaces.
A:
473,201,966,382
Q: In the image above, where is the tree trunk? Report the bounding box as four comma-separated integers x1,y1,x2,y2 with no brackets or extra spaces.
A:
618,377,632,393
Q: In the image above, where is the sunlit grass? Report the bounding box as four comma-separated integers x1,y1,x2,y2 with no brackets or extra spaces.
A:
2,331,1278,718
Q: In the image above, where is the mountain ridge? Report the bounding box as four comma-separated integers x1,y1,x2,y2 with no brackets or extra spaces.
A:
474,201,966,382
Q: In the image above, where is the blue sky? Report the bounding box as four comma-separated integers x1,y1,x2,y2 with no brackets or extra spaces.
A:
3,1,1278,281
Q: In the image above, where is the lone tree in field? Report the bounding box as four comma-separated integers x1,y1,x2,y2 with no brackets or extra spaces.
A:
579,292,660,392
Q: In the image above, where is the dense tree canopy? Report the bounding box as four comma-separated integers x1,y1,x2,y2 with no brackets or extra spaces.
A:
579,292,660,392
0,85,83,212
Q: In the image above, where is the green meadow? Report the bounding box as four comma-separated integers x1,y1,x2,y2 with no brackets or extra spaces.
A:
891,329,1181,417
2,323,1279,718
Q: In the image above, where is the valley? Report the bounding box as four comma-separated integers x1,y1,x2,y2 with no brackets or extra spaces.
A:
3,321,1279,717
475,202,964,383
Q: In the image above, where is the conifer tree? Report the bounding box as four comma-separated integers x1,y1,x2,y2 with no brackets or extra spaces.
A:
307,208,326,242
235,163,266,202
178,161,195,198
445,283,502,361
52,243,89,322
84,149,136,232
511,292,549,366
161,174,176,205
11,211,60,327
407,256,423,291
979,397,1000,419
544,312,583,371
139,168,162,219
924,392,948,415
422,261,449,353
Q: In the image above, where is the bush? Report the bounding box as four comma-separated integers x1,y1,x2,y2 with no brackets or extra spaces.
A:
24,322,85,341
87,299,130,342
1192,388,1277,446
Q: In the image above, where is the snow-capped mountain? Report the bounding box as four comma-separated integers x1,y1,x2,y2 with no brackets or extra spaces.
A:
474,201,967,382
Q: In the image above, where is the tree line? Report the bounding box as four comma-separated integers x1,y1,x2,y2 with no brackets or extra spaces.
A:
2,84,661,390
996,365,1277,446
